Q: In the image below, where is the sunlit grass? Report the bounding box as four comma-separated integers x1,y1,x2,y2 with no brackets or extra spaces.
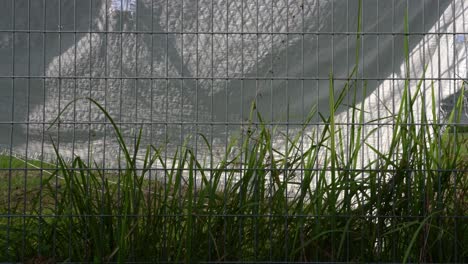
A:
0,78,465,262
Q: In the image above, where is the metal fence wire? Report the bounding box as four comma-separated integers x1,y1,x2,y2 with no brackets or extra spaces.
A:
0,0,467,262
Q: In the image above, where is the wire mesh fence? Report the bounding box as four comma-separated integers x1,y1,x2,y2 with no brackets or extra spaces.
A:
0,0,467,262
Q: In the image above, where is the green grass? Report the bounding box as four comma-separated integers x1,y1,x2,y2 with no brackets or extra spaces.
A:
0,80,466,263
0,155,53,170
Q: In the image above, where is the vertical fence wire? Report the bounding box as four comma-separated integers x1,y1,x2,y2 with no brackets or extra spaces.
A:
6,0,15,259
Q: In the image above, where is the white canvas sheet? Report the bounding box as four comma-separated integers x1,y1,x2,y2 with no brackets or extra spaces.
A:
0,0,465,166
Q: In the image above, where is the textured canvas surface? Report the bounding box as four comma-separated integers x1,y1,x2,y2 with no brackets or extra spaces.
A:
110,0,137,13
0,0,465,166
